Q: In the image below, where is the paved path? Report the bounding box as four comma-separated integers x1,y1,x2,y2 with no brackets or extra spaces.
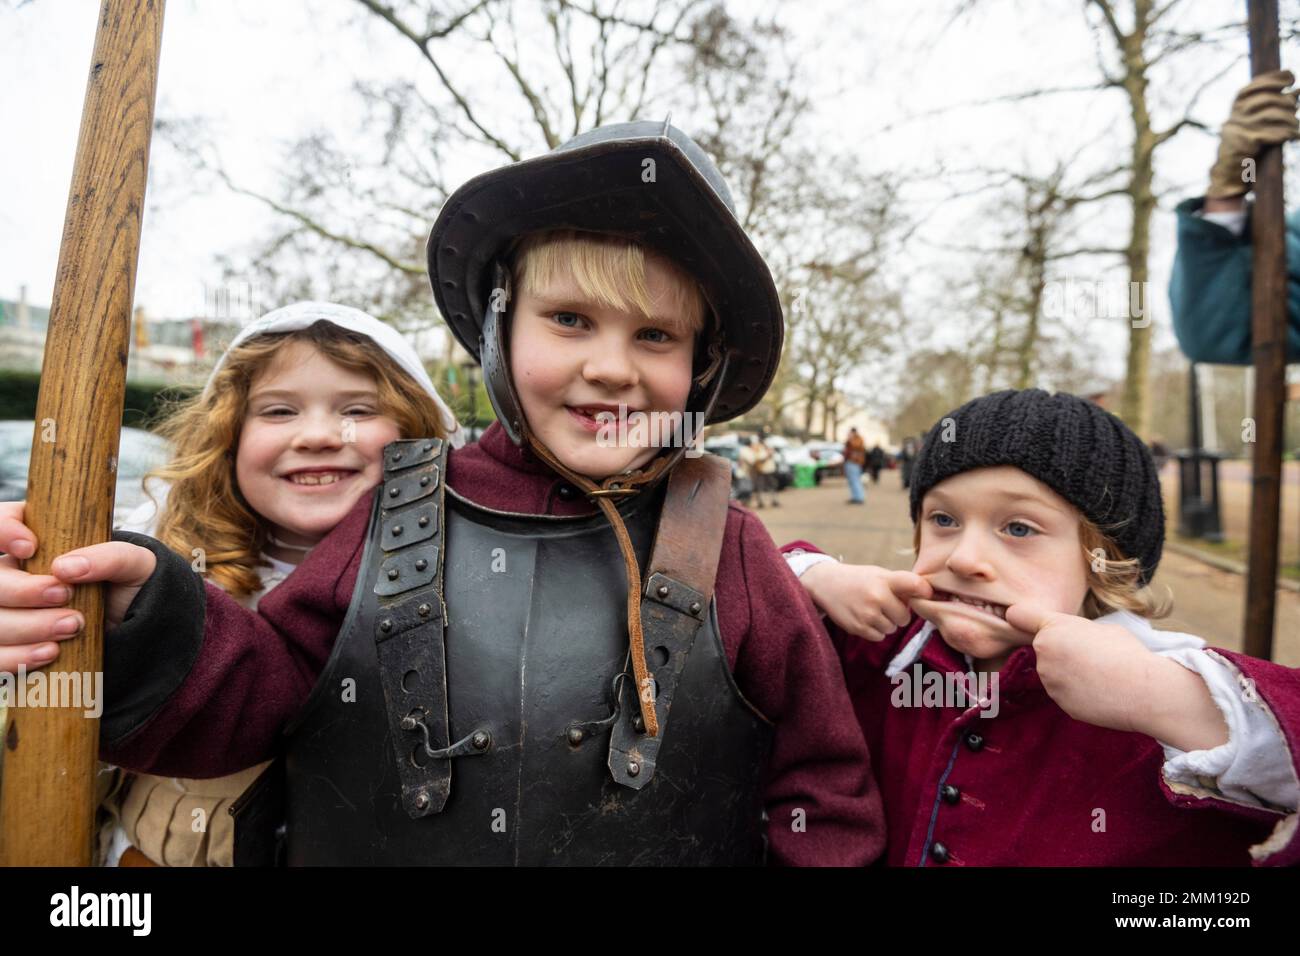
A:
753,471,1300,667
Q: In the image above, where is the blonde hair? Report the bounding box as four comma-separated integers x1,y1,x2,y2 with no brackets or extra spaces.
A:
510,230,707,337
910,510,1172,620
141,321,449,599
1077,517,1172,620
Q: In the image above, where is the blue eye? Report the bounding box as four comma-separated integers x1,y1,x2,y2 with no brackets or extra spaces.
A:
640,328,673,344
552,312,583,328
930,512,956,528
1006,521,1036,538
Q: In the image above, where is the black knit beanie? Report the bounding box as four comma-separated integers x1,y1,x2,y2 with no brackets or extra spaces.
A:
908,389,1164,584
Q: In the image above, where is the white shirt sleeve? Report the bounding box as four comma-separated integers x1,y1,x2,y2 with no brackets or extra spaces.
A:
1195,206,1248,238
1157,647,1300,811
782,548,838,579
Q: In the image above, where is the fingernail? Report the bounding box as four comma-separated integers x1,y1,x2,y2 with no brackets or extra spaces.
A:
32,645,57,663
53,556,89,577
42,585,70,604
11,540,34,559
54,615,82,635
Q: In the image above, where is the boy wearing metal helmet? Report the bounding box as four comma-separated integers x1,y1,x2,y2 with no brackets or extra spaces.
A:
36,122,883,865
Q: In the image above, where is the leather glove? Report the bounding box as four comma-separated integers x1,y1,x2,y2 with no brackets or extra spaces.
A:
1207,69,1300,199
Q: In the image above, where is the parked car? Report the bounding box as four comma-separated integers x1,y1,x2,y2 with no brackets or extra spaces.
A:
0,420,171,527
702,438,753,502
782,443,826,484
705,435,792,493
805,441,845,477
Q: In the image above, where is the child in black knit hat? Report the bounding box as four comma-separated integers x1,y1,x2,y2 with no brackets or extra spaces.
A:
793,388,1300,865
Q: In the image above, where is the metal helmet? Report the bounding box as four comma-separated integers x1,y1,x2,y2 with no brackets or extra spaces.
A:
426,120,784,446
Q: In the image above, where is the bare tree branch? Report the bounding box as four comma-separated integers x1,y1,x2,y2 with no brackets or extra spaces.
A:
353,0,523,161
213,167,424,276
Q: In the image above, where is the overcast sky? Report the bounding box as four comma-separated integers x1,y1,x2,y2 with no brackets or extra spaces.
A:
2,0,1295,407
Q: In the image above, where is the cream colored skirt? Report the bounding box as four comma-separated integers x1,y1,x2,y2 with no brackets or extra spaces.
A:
98,761,271,867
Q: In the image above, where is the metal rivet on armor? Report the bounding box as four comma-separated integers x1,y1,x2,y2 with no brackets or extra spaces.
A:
424,442,433,452
418,515,430,527
567,728,584,746
689,601,701,615
471,731,490,751
400,716,415,730
632,714,645,733
393,452,403,462
420,475,430,487
380,619,393,633
389,486,400,498
387,568,399,581
418,604,431,617
610,482,620,490
414,793,428,810
657,584,669,598
415,558,428,571
392,525,403,537
627,760,641,777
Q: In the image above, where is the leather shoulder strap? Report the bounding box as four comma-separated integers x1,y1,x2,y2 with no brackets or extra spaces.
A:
606,452,733,790
646,451,733,599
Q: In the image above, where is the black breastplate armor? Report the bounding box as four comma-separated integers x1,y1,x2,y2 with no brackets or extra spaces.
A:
279,440,773,865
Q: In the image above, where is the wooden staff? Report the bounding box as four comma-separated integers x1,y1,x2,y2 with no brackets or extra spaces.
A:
0,0,165,865
1243,0,1285,662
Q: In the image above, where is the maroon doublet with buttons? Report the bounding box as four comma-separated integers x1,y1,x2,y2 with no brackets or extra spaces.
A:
828,611,1300,866
101,423,885,866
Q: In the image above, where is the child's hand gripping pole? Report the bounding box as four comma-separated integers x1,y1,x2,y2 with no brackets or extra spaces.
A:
0,0,165,866
0,502,154,674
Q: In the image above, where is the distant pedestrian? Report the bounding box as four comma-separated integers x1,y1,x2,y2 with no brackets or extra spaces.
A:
739,434,777,508
868,444,885,485
898,436,917,490
844,428,867,505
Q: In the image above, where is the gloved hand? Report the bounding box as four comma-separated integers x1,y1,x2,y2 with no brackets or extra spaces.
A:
1207,69,1300,199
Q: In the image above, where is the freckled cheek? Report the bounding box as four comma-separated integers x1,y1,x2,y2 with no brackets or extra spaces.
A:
359,423,402,479
235,427,277,483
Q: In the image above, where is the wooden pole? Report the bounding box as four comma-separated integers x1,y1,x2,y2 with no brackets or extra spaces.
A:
0,0,165,865
1243,0,1285,661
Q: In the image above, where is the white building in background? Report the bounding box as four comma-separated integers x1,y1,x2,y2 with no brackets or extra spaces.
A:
1,290,452,388
0,288,240,386
801,399,892,451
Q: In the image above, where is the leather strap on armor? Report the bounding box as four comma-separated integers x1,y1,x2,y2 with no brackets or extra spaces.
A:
370,437,461,819
605,451,733,788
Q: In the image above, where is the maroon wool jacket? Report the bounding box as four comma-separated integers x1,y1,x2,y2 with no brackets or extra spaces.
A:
828,609,1300,867
100,423,885,866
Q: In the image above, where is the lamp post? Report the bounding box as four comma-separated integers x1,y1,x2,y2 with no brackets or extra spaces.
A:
1176,364,1225,542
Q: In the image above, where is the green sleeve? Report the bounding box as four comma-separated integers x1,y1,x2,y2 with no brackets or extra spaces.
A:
1168,196,1300,365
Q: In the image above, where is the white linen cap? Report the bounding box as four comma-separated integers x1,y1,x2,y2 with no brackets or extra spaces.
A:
202,301,465,447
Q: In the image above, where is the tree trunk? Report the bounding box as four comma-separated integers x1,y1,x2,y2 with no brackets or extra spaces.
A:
1118,1,1155,437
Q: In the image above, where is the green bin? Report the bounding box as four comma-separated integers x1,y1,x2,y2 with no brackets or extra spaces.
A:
794,462,817,489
